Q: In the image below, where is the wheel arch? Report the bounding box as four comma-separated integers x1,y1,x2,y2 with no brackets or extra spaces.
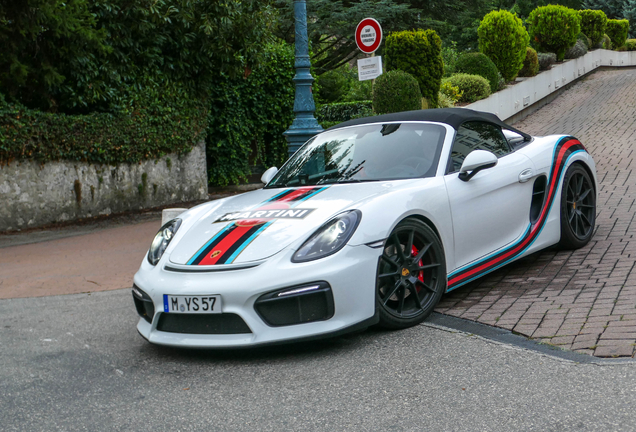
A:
402,214,443,244
569,160,597,193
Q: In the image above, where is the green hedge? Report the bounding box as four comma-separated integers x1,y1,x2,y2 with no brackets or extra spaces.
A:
0,83,206,165
385,29,444,108
579,10,608,47
316,101,373,129
206,43,295,186
373,70,422,115
478,10,530,81
527,5,581,61
442,74,491,103
606,19,630,48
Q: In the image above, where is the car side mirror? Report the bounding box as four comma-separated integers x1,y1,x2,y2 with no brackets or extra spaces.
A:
261,167,278,185
458,150,497,182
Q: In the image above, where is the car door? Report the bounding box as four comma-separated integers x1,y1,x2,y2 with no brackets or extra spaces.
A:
443,121,536,272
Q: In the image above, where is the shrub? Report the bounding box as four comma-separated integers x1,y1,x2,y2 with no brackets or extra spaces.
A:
316,101,373,128
518,47,540,77
437,92,455,108
373,71,423,115
497,72,506,91
478,10,530,81
565,39,589,59
527,5,581,61
606,19,630,48
315,68,351,104
442,74,491,103
439,81,464,105
343,78,373,102
454,53,500,93
625,39,636,50
385,29,444,107
537,52,557,70
602,33,613,49
579,10,608,46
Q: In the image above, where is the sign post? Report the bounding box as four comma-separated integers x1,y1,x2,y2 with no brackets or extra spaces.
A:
355,18,383,81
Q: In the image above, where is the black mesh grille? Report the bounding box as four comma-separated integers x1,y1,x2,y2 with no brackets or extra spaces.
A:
157,313,252,334
254,282,334,327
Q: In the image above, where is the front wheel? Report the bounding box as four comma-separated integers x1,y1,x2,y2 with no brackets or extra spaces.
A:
377,219,446,329
558,164,596,249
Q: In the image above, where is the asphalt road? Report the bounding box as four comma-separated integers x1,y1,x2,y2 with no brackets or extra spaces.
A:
2,289,636,431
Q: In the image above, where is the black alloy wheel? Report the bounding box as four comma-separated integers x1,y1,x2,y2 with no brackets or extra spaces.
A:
377,219,446,329
559,164,596,249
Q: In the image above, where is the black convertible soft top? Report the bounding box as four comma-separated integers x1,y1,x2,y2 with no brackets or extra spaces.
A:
329,108,531,141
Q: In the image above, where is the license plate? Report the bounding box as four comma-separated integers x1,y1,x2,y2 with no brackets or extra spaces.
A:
163,295,222,314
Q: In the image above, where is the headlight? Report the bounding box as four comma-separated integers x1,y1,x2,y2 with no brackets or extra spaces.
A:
147,219,182,265
292,210,361,263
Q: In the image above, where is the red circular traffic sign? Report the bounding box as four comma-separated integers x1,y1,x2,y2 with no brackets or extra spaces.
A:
355,18,382,54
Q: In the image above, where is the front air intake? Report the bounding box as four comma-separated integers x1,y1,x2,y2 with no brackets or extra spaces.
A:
132,285,155,324
254,282,335,327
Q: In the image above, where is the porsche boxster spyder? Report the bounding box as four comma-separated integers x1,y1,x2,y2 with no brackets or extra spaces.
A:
132,108,597,347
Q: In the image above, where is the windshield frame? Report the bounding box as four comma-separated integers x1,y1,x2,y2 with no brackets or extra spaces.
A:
265,121,453,189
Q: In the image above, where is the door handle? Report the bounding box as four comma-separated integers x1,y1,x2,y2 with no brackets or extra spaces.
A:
518,168,534,183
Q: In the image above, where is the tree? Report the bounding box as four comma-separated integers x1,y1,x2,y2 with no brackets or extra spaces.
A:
274,0,420,75
0,0,109,111
624,0,636,37
582,0,625,19
0,0,278,113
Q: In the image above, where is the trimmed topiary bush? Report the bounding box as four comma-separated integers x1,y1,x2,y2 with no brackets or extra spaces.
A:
442,74,491,103
518,47,540,77
478,10,530,81
527,5,581,61
606,19,630,48
565,39,589,59
454,52,500,93
602,33,613,49
373,70,422,115
579,9,608,46
385,29,444,108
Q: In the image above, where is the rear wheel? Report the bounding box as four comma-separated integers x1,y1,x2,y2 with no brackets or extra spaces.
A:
377,219,446,329
558,164,596,249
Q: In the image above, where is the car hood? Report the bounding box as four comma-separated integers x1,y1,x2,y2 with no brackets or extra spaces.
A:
169,182,414,265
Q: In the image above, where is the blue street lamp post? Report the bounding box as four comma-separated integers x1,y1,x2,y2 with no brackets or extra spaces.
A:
283,0,323,158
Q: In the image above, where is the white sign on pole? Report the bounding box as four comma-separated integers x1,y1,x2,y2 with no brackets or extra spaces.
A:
357,56,383,81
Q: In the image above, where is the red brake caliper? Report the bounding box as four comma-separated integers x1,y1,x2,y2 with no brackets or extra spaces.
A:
411,245,424,291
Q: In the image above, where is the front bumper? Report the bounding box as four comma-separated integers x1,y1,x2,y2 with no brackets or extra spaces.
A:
133,244,380,348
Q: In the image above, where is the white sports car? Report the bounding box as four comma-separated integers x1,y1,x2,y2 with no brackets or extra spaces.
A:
132,108,597,348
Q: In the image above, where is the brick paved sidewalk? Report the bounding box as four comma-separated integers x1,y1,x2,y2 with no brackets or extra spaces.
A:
435,69,636,358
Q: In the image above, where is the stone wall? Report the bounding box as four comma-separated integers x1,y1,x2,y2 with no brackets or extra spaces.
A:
0,140,208,231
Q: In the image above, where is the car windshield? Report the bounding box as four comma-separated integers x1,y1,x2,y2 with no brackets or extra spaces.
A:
266,122,446,188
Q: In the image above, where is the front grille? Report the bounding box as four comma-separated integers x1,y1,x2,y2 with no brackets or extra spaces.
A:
254,282,335,327
132,285,155,324
156,313,252,334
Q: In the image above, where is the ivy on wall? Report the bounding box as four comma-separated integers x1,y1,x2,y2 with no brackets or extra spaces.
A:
0,83,207,165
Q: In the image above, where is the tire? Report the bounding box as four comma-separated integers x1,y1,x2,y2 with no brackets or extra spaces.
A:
558,164,596,249
377,219,447,329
